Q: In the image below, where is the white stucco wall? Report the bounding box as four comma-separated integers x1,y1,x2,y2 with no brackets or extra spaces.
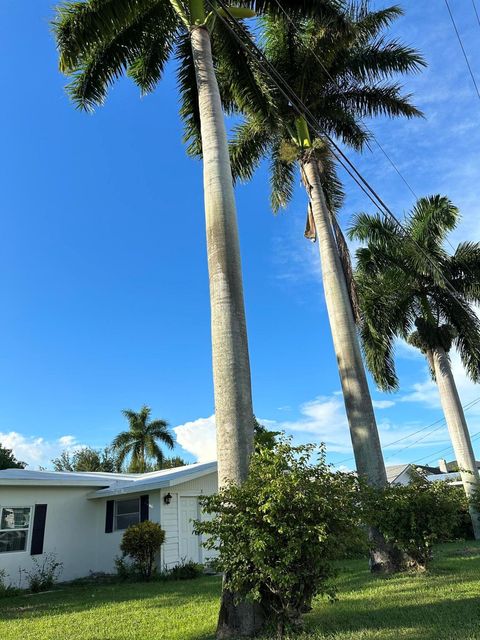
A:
0,471,218,587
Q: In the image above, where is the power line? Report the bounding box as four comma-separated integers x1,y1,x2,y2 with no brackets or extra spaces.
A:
270,0,478,274
208,0,474,314
383,396,480,461
204,0,480,471
332,396,480,468
270,0,419,200
410,430,480,466
471,0,480,28
444,0,480,101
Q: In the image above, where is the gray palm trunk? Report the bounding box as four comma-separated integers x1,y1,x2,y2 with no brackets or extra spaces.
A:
301,157,387,488
430,346,480,539
190,25,262,638
190,25,254,487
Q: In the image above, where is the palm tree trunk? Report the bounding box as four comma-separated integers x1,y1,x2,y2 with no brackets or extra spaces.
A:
302,156,400,571
430,346,480,539
190,24,262,637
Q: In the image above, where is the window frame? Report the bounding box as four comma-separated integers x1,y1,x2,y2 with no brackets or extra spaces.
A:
114,497,140,531
0,506,32,554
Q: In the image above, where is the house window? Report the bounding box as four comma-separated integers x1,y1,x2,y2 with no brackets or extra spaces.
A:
115,498,140,531
0,507,31,553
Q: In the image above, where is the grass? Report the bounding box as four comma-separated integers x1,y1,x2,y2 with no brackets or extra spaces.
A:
0,541,479,640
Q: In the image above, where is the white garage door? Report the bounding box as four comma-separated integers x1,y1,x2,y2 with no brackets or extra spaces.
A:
179,497,200,563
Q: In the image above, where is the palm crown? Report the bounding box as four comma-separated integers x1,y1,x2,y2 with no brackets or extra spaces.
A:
52,0,349,154
349,195,480,391
112,405,174,472
229,4,425,212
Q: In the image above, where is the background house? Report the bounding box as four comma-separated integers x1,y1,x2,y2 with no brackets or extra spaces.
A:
0,462,218,587
385,464,442,485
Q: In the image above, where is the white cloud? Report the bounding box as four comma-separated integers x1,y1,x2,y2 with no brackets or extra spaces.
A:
396,340,423,361
266,395,352,453
0,431,82,469
401,378,440,408
400,349,480,415
173,415,217,463
372,400,396,409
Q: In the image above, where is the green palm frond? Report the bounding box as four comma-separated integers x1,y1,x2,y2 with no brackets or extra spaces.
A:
230,117,273,183
146,439,166,465
112,430,135,450
449,242,480,301
53,0,155,72
237,0,350,28
352,193,480,390
333,38,426,83
127,5,180,94
347,4,404,40
270,141,296,212
176,32,202,157
212,17,272,119
407,195,459,248
321,84,423,119
60,4,171,110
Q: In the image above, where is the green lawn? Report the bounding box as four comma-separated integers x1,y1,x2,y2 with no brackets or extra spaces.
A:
1,542,479,640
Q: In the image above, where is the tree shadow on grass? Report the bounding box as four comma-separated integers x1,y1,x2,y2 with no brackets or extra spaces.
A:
0,575,222,621
304,595,480,640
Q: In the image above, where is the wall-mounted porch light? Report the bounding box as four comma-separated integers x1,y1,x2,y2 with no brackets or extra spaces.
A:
163,492,172,505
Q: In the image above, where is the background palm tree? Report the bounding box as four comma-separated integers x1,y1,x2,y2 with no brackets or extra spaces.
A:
227,6,424,568
112,405,174,472
350,195,480,539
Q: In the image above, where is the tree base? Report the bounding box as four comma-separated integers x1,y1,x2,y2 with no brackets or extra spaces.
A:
369,527,404,574
216,587,265,639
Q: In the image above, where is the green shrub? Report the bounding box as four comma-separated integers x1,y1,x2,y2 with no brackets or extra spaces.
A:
166,559,203,580
120,520,165,580
23,553,63,592
364,471,464,570
114,555,137,581
195,439,365,637
0,569,21,598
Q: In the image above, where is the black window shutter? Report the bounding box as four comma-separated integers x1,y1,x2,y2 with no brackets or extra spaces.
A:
140,495,149,522
105,500,114,533
30,504,47,555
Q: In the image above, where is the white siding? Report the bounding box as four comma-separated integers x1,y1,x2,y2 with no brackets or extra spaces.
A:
0,471,218,586
160,471,218,568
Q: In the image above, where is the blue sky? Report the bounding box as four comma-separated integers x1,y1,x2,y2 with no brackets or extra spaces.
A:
0,0,479,469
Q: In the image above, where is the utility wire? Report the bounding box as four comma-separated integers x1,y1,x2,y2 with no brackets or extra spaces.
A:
444,0,480,101
472,0,480,28
207,0,475,314
204,0,480,467
271,0,419,200
270,0,477,273
410,430,480,466
383,396,480,461
332,396,480,467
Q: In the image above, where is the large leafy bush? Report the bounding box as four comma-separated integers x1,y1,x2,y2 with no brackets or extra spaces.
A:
364,471,466,569
195,440,364,636
120,521,165,580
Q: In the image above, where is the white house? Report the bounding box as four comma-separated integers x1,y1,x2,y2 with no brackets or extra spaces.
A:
0,462,218,587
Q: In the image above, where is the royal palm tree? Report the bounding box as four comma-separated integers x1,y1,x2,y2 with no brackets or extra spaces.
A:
350,195,480,539
52,2,347,634
228,6,424,566
112,405,174,472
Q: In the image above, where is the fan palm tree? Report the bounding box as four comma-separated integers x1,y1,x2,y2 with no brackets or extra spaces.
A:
52,2,348,634
112,405,174,472
349,195,480,539
228,6,424,509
